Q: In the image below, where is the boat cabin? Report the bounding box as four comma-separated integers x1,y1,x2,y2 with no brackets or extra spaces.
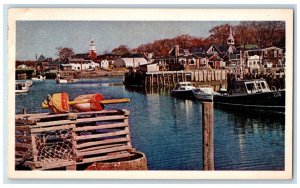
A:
174,82,195,91
233,79,271,94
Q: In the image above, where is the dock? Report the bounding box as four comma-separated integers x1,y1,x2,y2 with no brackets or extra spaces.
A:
144,69,228,86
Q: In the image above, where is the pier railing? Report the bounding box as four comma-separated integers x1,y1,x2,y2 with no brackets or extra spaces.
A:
15,109,135,170
144,69,228,86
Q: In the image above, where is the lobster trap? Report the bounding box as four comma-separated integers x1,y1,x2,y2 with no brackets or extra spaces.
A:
15,109,136,170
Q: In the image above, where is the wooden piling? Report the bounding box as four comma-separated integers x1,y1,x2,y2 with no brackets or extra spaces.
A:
22,108,27,114
202,102,214,170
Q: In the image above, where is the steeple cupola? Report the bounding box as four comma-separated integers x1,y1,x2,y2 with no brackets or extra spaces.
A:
227,27,235,46
89,39,97,60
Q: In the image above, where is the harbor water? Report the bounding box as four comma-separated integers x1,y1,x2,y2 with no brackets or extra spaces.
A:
15,76,285,170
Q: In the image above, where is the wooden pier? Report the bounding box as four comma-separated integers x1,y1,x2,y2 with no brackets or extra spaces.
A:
15,109,140,170
144,69,228,86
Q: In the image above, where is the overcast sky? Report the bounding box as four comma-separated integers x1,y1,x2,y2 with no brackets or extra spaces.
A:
16,21,239,60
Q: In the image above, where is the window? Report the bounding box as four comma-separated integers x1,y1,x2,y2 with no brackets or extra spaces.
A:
264,50,267,57
246,83,255,92
274,50,277,57
261,82,266,89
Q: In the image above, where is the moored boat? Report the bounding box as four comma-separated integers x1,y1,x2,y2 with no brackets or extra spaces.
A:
15,83,29,94
192,85,213,102
32,75,45,81
55,77,76,84
25,80,33,87
171,82,196,98
213,79,285,111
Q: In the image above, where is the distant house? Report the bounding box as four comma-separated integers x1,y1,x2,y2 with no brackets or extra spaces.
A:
100,60,110,69
47,61,63,71
247,54,263,70
36,55,53,72
17,64,27,69
156,45,205,71
207,54,224,69
68,58,99,71
114,57,148,68
60,64,73,71
262,46,284,68
97,54,119,69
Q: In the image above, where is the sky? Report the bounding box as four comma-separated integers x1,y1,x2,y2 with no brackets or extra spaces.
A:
16,21,239,61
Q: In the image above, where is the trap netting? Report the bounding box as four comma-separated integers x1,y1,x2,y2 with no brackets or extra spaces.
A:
35,129,74,164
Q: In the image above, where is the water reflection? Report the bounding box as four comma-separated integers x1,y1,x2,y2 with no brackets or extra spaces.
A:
16,78,285,170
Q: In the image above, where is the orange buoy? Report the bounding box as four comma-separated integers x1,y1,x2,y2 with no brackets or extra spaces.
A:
41,92,70,114
71,94,104,112
42,92,130,113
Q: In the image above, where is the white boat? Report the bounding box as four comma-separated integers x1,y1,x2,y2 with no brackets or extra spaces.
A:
15,83,29,93
25,80,33,87
32,75,45,81
56,78,68,84
192,86,213,102
171,82,196,98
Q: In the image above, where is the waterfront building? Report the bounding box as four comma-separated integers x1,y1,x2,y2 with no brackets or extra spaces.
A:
114,55,148,68
97,54,119,69
156,45,206,71
262,46,285,68
100,60,110,69
67,58,99,71
17,64,27,69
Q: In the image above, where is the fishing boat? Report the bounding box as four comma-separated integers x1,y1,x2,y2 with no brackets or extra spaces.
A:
55,77,76,84
32,75,45,81
213,79,285,111
192,85,213,102
15,83,29,94
25,80,33,87
171,82,196,98
55,73,76,84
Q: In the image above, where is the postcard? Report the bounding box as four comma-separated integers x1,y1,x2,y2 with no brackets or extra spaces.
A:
7,8,293,179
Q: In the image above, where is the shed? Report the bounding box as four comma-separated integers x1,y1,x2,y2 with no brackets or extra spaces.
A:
114,58,148,68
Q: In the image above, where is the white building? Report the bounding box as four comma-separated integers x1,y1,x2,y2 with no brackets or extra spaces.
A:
100,60,110,69
246,55,262,70
69,58,99,71
114,57,148,68
17,64,27,69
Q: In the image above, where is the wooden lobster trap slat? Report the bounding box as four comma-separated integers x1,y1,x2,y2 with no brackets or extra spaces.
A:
15,109,135,170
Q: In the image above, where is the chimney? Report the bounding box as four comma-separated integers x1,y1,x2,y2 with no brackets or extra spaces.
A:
175,45,180,57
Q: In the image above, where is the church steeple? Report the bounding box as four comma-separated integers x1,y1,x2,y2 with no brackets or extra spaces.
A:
227,27,235,46
89,38,97,60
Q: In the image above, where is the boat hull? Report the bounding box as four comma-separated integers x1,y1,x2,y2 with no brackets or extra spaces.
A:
193,92,213,102
213,90,285,111
56,79,68,84
171,90,194,99
15,89,29,94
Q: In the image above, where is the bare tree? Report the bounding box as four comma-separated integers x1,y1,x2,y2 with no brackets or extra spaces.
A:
56,47,75,61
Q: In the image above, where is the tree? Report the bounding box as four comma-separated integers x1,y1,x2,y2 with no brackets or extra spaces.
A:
208,24,231,45
233,24,255,47
240,21,285,48
56,47,74,61
112,45,131,56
